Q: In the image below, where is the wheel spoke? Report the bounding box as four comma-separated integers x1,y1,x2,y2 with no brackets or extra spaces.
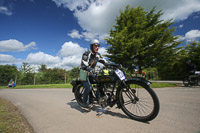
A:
137,101,153,114
123,100,134,106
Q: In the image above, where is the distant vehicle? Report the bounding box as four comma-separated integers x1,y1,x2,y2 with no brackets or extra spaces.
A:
183,71,200,86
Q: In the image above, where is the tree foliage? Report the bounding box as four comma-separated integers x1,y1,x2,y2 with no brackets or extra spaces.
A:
39,68,66,84
157,41,200,80
184,42,200,71
0,63,80,85
105,6,181,73
0,65,18,85
38,64,47,72
20,62,33,73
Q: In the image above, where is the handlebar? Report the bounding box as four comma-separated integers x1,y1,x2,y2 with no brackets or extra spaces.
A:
105,63,122,69
92,63,123,76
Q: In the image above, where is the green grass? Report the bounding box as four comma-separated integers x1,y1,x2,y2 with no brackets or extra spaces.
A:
0,98,33,133
129,82,177,88
0,82,177,89
150,82,177,88
0,83,72,89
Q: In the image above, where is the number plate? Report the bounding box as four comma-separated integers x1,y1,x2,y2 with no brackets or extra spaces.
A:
115,69,125,80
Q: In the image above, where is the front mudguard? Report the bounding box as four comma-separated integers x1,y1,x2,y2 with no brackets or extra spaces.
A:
71,79,82,93
125,77,152,86
117,77,151,90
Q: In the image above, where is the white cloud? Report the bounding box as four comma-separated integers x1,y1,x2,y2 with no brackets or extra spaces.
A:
82,31,98,41
61,56,81,70
59,41,87,57
68,29,109,42
0,41,108,70
185,29,200,41
68,29,83,39
58,41,87,69
0,39,36,52
25,51,61,66
179,24,183,28
0,54,22,65
98,47,107,57
82,31,109,42
175,35,185,42
53,0,200,39
160,0,200,21
52,0,90,11
0,6,12,16
0,54,16,63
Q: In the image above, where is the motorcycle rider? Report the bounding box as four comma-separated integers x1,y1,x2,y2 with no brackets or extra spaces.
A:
80,39,109,107
186,60,196,75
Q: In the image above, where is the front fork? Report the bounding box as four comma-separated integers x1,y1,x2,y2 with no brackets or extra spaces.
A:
121,80,138,104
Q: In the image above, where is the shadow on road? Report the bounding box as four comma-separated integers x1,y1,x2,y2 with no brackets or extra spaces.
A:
67,101,147,122
67,101,91,113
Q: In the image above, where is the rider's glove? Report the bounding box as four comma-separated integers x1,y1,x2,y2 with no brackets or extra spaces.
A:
89,68,95,73
104,62,110,66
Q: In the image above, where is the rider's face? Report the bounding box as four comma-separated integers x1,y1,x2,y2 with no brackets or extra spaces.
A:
93,45,99,53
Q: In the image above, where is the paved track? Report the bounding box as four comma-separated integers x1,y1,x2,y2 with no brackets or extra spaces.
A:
0,87,200,133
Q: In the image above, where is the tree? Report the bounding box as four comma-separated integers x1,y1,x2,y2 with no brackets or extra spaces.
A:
184,42,200,71
20,62,32,73
156,41,200,80
0,65,18,85
38,64,47,72
68,67,79,82
105,6,181,73
38,68,67,84
19,62,34,85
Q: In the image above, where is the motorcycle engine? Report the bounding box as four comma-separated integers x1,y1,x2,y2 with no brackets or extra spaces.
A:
98,93,110,107
99,96,107,107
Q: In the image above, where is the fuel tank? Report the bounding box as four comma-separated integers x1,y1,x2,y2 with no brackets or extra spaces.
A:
89,75,117,84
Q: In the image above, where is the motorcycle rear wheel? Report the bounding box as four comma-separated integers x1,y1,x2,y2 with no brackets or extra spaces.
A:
117,81,160,122
74,84,91,108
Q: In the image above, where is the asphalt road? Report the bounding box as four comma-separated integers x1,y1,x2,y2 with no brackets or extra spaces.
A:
0,87,200,133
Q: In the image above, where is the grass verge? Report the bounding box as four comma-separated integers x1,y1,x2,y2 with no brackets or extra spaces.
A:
0,98,33,133
0,82,177,89
150,82,177,88
0,83,72,89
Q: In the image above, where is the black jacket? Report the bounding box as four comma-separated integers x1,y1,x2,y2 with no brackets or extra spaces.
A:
81,50,108,72
186,63,196,75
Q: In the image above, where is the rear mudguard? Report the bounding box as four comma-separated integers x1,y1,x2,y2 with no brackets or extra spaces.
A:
71,79,82,93
116,77,152,108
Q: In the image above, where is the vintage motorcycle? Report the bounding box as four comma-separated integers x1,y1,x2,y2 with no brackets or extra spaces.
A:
183,71,200,86
71,64,160,122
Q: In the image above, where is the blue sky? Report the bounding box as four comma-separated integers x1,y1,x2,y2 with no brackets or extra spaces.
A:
0,0,200,70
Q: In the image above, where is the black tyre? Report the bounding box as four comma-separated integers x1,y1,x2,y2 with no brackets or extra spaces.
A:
183,77,190,86
117,81,160,122
74,84,89,108
197,77,200,86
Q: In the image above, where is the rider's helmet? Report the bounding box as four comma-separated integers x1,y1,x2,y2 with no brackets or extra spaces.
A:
90,39,100,53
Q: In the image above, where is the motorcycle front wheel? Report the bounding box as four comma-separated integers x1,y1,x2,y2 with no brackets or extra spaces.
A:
197,77,200,86
117,81,160,122
183,77,190,86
